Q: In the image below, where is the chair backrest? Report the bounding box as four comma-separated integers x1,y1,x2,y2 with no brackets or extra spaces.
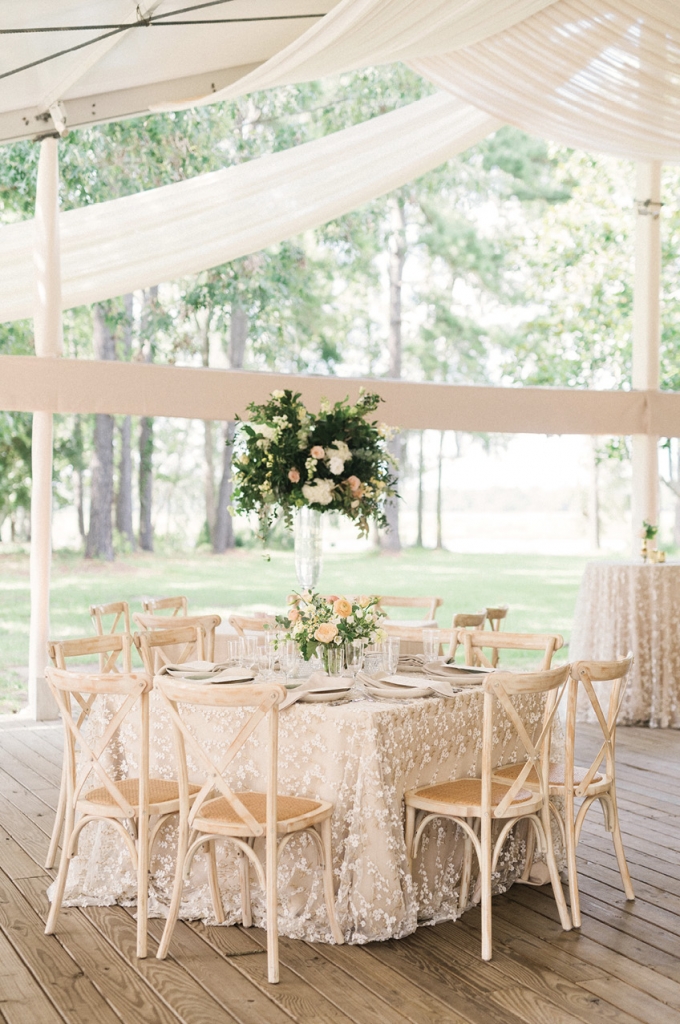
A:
567,655,633,795
48,633,133,674
377,595,442,621
156,677,286,837
486,605,509,631
481,664,570,818
141,595,188,616
457,629,564,671
134,623,207,674
452,611,487,629
133,613,220,661
228,613,277,638
90,601,131,636
46,667,152,819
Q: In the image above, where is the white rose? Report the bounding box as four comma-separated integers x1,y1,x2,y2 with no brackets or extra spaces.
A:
328,456,345,475
302,477,335,506
329,440,351,461
272,389,285,399
256,424,277,440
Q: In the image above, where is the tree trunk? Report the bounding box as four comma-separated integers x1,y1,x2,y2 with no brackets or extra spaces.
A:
138,287,157,552
436,431,445,549
213,303,248,553
416,431,425,548
116,294,135,548
381,196,406,552
588,437,600,551
200,311,216,542
86,304,116,560
74,414,86,540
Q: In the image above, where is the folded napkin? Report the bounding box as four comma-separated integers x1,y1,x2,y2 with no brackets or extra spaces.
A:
280,671,353,709
159,661,254,684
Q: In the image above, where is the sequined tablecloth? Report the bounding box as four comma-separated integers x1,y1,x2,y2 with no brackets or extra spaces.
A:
57,686,548,943
570,561,680,728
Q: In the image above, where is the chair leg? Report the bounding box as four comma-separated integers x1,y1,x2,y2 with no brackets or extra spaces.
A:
266,828,279,984
156,819,189,960
207,841,225,924
607,789,635,901
137,813,149,958
45,797,76,935
564,784,581,928
404,803,416,871
480,813,492,961
459,818,473,913
239,847,252,927
45,758,67,870
540,804,572,932
520,818,536,882
320,818,344,944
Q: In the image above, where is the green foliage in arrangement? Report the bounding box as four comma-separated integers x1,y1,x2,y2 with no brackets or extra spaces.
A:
230,389,398,536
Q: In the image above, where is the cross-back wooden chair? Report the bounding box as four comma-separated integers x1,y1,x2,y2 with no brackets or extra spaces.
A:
228,613,277,639
563,656,634,926
141,595,189,616
377,595,442,622
405,664,572,960
485,605,509,666
45,633,133,871
133,613,220,660
90,601,131,637
453,611,487,629
45,665,197,958
455,629,563,671
155,677,343,980
134,622,208,674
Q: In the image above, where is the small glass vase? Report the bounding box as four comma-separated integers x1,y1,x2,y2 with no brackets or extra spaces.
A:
294,507,323,592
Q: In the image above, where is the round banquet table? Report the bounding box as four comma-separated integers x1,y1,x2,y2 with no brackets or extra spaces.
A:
54,684,550,944
569,560,680,728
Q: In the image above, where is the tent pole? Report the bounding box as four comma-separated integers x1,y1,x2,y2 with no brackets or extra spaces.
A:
27,137,62,720
631,161,661,556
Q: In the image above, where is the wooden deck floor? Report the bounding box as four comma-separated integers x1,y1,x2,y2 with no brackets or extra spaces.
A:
0,719,678,1024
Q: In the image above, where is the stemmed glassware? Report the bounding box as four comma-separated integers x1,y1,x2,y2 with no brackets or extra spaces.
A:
385,637,400,674
422,629,441,663
279,641,300,684
344,639,365,679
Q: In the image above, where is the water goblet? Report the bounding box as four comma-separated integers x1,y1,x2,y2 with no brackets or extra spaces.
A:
325,647,344,677
422,629,441,663
344,639,365,678
226,639,242,667
241,636,258,669
279,641,299,683
385,637,400,674
256,645,275,680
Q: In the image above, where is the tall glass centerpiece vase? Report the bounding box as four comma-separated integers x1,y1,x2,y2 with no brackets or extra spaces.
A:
294,507,323,592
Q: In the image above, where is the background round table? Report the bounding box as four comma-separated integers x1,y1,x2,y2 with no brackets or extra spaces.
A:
570,560,680,728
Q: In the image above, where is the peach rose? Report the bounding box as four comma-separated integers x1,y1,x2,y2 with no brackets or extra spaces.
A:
314,622,338,643
333,598,352,618
346,475,363,496
288,608,300,622
327,594,339,604
288,467,300,483
310,445,325,459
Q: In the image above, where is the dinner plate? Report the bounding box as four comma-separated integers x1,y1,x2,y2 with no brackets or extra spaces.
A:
164,667,254,684
364,682,433,700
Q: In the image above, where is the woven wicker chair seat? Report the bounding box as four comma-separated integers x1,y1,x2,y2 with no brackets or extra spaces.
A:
409,778,535,814
81,777,199,812
194,791,328,835
494,762,605,789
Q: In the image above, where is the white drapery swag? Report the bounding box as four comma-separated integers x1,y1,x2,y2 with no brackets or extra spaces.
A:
0,95,498,322
207,0,680,162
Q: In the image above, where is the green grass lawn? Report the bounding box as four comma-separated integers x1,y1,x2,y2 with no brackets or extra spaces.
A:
0,548,588,714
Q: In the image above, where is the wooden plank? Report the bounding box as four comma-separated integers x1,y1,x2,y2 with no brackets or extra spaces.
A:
0,793,53,869
0,867,122,1024
17,875,184,1024
487,986,585,1024
145,919,294,1024
192,922,357,1024
0,925,65,1024
310,939,471,1024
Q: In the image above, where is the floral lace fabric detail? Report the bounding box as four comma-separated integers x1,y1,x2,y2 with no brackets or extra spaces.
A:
570,562,680,728
54,689,559,943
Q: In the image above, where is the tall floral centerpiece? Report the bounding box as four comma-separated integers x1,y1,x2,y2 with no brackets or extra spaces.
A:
230,388,397,589
275,592,386,667
640,520,658,563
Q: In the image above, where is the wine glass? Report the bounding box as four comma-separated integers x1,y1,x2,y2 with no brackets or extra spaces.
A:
422,629,441,663
279,641,299,684
344,639,365,678
385,637,400,675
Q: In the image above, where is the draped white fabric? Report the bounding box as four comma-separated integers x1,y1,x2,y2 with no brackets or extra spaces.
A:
0,95,498,321
413,0,680,162
205,0,556,103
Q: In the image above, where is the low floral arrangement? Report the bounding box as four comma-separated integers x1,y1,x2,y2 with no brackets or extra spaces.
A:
640,520,658,541
229,388,397,536
275,591,386,662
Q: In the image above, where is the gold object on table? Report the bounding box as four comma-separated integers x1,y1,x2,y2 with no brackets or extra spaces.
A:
641,539,648,563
